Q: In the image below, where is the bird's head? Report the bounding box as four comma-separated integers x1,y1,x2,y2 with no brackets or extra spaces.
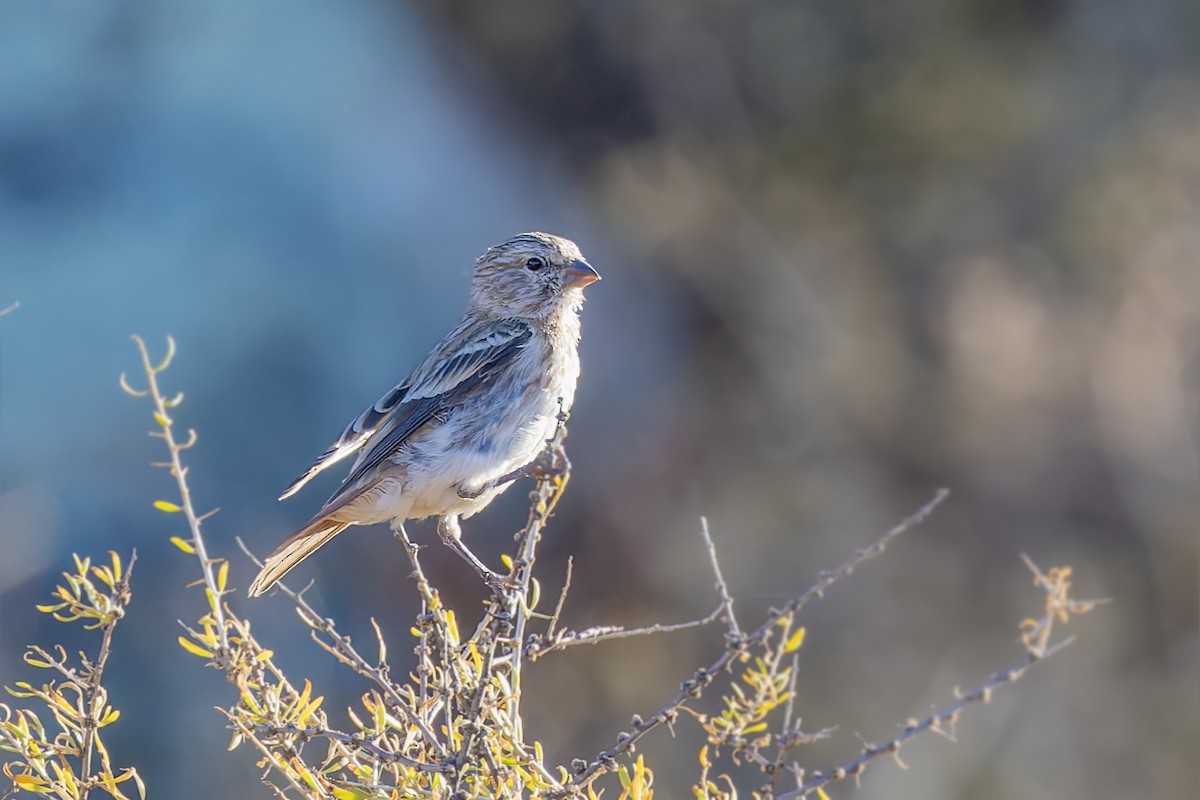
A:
470,232,600,319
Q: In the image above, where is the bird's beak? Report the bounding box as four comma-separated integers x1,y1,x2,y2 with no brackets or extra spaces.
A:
564,259,601,290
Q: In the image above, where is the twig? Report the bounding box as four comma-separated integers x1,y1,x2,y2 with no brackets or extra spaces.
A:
393,525,438,732
776,552,1102,797
529,606,726,660
234,537,448,759
559,489,951,794
779,637,1074,798
546,557,574,643
700,516,741,639
452,610,504,794
125,335,230,657
529,514,738,662
508,406,571,677
250,723,454,773
1018,554,1107,657
78,552,136,799
222,713,322,799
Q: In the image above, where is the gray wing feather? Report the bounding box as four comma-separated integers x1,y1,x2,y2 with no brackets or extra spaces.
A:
278,381,410,500
402,318,533,401
278,317,533,507
335,319,533,490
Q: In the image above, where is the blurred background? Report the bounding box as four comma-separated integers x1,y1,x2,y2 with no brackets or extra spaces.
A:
1,1,1196,798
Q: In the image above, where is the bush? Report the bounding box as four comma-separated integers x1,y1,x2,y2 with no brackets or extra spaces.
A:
0,337,1100,799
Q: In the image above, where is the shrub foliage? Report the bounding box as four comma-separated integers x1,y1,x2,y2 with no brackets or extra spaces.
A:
0,338,1100,799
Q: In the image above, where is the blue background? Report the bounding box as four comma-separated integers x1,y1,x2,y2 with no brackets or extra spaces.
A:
1,2,1196,798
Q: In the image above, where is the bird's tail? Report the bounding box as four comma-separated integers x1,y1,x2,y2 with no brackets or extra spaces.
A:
248,517,350,597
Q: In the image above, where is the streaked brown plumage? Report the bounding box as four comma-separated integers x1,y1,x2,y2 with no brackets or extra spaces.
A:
248,233,598,596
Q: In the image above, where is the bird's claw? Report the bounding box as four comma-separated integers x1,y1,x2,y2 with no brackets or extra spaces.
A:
483,570,508,593
528,442,571,481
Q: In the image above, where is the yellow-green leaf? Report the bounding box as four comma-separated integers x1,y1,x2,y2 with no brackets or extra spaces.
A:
240,686,263,715
170,536,195,554
154,500,182,513
12,773,49,791
784,626,807,653
296,696,324,727
178,636,213,659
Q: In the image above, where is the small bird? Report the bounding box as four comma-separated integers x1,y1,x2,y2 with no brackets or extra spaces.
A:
248,233,599,597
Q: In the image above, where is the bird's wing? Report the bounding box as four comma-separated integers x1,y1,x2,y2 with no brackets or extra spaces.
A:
342,317,533,483
278,380,412,500
280,317,534,508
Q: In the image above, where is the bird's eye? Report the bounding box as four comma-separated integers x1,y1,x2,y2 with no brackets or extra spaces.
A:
525,257,545,271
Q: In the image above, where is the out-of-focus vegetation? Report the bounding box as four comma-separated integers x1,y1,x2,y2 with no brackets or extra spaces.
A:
1,1,1195,799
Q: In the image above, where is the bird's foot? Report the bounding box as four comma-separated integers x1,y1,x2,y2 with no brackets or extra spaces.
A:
526,441,571,482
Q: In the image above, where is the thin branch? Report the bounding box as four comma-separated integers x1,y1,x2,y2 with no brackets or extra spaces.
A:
529,606,726,660
700,516,741,639
222,713,320,800
509,406,571,661
234,537,448,759
250,723,454,773
129,335,230,657
448,581,509,795
545,557,574,643
781,488,951,619
77,552,136,799
779,637,1074,798
1018,554,1107,657
559,489,951,794
529,513,740,662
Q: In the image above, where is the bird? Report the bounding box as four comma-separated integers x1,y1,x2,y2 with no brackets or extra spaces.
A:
248,232,599,597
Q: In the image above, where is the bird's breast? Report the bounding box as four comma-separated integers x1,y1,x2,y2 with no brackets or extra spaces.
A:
400,337,579,519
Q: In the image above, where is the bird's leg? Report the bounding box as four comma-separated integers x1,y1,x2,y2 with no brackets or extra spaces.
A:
437,514,504,590
456,441,571,500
